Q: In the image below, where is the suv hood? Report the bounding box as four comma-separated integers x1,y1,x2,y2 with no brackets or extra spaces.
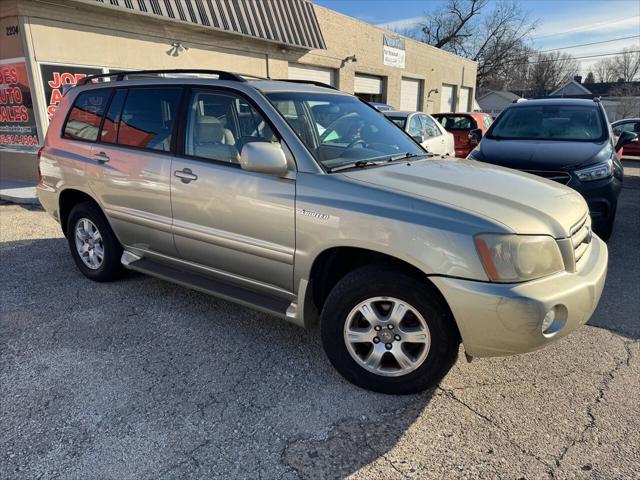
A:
475,139,609,170
341,158,587,237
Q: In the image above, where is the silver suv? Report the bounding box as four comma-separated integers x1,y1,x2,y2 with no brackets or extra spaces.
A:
37,70,608,394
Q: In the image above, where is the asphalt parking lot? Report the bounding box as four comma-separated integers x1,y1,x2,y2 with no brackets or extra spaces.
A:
1,163,639,480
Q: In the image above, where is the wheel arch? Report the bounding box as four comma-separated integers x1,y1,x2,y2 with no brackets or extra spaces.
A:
302,246,460,340
58,188,102,237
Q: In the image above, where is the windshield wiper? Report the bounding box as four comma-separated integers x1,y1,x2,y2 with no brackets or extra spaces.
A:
329,152,429,173
329,159,385,172
386,152,428,162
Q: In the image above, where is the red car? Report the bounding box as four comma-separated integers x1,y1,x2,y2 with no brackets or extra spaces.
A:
433,112,493,158
612,118,640,157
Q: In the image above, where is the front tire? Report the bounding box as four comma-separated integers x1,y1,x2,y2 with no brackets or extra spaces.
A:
320,266,459,395
66,201,123,282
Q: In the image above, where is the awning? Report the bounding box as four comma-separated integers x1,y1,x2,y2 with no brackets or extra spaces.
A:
73,0,326,50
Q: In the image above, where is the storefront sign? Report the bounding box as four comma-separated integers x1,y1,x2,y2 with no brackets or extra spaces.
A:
383,35,405,69
0,62,39,151
39,64,102,120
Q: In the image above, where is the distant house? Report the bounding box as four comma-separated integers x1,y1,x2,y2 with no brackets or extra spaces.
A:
477,90,522,117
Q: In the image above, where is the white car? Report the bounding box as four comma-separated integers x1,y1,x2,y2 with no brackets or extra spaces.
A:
384,110,455,156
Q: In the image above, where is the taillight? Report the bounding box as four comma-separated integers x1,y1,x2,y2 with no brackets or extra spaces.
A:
37,146,44,181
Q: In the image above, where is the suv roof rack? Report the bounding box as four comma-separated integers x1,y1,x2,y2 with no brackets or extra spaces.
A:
270,79,337,90
78,69,247,85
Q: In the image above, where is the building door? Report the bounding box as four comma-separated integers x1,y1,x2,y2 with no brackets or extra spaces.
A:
440,84,456,112
400,78,422,111
459,87,472,112
354,74,385,103
288,63,336,87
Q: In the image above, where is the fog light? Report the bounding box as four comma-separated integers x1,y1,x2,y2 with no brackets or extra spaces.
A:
542,309,556,332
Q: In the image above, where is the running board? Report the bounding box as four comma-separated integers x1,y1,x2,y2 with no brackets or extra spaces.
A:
121,253,291,319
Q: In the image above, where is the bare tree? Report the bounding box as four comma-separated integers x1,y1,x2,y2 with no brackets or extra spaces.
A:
419,0,489,52
612,46,640,82
401,0,537,90
527,52,579,93
594,58,616,82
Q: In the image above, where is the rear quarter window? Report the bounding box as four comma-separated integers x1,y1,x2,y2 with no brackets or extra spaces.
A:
64,89,111,141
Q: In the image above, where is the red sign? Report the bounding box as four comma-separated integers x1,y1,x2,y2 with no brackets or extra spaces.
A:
39,64,102,120
0,62,39,151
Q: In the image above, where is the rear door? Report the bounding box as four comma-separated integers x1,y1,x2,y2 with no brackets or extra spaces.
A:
64,87,181,255
82,86,182,256
170,88,295,293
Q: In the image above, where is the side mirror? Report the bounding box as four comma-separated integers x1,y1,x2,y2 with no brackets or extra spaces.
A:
615,130,638,152
412,134,425,143
468,128,483,144
240,142,288,176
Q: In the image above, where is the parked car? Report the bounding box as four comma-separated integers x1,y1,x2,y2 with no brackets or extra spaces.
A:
38,70,608,395
467,98,637,240
369,101,394,111
384,110,455,156
433,112,493,158
612,118,640,157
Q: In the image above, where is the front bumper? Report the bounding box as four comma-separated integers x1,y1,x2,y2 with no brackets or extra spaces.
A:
431,235,608,357
570,175,622,232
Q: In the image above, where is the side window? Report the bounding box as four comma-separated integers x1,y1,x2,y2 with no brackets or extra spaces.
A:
184,90,274,164
421,115,440,137
64,89,111,141
483,116,493,130
118,88,181,152
613,122,633,135
272,98,319,148
407,115,423,136
100,89,127,144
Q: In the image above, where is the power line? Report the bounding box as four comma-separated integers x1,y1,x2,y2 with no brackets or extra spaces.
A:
505,50,640,67
538,35,640,53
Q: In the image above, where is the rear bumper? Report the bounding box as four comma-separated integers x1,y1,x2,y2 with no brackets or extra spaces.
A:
36,183,60,223
431,235,608,357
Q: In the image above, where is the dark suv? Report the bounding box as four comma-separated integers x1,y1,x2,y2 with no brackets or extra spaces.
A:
467,98,637,239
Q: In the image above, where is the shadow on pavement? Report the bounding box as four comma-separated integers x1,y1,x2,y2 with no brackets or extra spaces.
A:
0,235,432,478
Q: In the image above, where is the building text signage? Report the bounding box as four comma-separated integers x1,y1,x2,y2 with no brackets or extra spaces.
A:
383,35,405,69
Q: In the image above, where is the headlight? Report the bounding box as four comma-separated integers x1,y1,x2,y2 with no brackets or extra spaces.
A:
474,234,564,282
575,159,613,182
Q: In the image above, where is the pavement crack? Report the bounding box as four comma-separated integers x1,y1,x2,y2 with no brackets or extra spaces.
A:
438,386,556,477
551,339,634,474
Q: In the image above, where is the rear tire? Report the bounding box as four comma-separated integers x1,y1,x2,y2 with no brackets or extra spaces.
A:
66,201,123,282
320,266,459,395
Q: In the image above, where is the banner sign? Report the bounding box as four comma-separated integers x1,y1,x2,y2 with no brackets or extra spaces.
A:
382,35,405,68
0,62,40,152
383,35,406,69
39,64,102,120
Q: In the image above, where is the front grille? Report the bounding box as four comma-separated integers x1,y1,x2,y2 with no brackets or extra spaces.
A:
523,169,572,185
570,213,592,265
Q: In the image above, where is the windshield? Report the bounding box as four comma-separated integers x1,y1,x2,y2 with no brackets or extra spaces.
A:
266,92,424,171
434,115,476,130
487,105,606,141
386,116,407,129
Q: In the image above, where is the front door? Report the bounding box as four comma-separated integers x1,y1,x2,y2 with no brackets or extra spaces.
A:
170,88,296,293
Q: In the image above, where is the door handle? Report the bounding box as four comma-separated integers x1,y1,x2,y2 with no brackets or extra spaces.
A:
94,151,110,163
174,168,198,183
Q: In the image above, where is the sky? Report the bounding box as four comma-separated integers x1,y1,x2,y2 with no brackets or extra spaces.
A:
313,0,640,77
